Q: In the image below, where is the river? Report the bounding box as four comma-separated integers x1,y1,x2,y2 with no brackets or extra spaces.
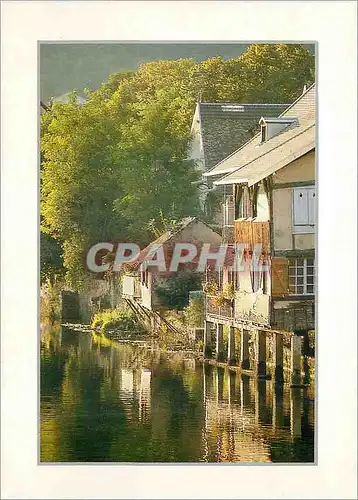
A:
40,325,314,463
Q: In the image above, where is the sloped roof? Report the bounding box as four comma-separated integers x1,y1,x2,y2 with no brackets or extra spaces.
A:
148,216,196,246
126,217,220,269
206,84,315,185
194,102,289,170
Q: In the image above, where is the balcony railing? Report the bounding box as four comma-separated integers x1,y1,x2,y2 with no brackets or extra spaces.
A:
205,295,233,319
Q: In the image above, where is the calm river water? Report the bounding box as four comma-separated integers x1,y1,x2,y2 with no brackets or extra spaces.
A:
40,325,314,463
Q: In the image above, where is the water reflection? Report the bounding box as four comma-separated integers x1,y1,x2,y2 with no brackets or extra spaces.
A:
40,325,314,463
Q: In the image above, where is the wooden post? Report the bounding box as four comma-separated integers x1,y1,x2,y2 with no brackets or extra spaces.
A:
255,330,267,377
216,323,225,362
291,335,302,386
204,321,212,358
273,332,284,383
240,329,250,369
227,326,236,365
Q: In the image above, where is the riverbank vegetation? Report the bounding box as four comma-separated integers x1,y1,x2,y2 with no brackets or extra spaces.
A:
40,44,314,290
91,308,146,336
183,297,204,328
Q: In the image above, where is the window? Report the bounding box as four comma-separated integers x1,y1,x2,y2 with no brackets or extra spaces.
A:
251,268,262,293
261,124,267,143
250,257,270,293
140,268,149,287
236,187,252,218
222,195,235,226
293,186,316,233
288,258,315,295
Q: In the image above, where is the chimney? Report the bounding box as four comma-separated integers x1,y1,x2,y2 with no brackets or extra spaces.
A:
302,84,307,94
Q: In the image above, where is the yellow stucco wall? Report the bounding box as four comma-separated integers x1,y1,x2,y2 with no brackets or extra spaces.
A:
256,184,270,221
272,150,316,251
273,188,293,250
273,150,315,184
235,292,270,326
294,234,315,249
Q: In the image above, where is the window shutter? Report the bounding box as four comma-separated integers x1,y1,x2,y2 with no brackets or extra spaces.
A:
308,187,316,225
293,188,309,225
271,257,289,296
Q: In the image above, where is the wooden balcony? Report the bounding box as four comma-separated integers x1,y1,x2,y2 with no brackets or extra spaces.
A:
234,220,270,253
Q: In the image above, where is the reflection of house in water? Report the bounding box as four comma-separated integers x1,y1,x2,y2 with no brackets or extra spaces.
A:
202,365,313,462
121,369,135,393
139,370,151,422
120,368,152,422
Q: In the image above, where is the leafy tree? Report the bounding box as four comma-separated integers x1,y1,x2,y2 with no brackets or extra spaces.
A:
223,45,312,102
40,232,64,284
154,271,202,310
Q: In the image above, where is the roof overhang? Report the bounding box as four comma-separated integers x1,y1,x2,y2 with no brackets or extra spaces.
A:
247,141,314,186
213,140,314,187
203,167,238,178
214,177,248,186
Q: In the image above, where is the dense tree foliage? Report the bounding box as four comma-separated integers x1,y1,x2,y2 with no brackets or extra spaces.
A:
41,44,314,288
40,232,64,284
154,271,202,311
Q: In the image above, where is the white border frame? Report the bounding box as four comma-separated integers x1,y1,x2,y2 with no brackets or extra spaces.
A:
1,1,357,499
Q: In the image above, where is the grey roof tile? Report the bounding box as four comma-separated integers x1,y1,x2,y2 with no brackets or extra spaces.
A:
197,102,289,170
207,84,316,183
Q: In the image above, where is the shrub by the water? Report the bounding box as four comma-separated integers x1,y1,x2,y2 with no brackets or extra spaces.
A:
91,308,144,335
183,297,204,327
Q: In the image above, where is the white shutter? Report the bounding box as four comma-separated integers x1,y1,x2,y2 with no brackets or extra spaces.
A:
308,187,316,225
293,188,309,225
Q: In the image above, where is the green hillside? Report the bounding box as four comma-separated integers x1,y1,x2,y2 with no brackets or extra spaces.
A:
40,43,314,102
40,43,251,101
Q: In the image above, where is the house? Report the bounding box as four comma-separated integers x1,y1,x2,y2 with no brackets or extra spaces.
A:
122,217,221,312
201,84,316,380
188,101,289,219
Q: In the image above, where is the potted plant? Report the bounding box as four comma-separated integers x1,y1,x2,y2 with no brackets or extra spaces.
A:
212,293,232,308
223,282,235,301
203,281,219,296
